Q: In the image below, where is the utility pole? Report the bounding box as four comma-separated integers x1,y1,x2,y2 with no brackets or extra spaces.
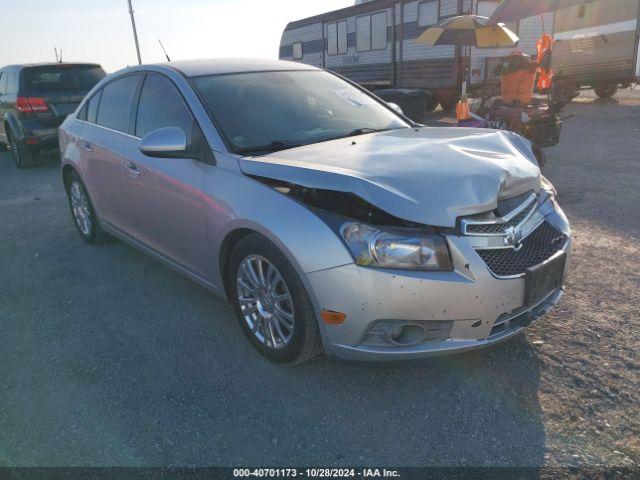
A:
127,0,142,65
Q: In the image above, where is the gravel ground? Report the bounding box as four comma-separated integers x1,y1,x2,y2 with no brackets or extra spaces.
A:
0,93,638,470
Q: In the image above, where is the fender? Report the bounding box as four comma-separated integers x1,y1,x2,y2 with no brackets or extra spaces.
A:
203,153,354,292
2,112,22,142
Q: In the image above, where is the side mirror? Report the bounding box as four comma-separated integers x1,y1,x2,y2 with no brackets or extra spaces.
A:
387,102,404,115
139,127,188,158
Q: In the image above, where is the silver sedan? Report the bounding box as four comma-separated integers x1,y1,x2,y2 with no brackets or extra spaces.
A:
59,59,571,364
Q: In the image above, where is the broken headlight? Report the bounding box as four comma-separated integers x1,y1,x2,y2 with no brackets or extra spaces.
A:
340,222,453,271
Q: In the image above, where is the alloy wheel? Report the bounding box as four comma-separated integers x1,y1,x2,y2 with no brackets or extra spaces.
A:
236,255,294,350
69,181,93,236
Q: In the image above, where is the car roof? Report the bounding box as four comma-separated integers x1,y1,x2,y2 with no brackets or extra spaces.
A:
160,58,320,77
1,62,102,71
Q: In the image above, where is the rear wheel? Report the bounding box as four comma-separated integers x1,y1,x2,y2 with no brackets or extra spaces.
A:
65,171,111,244
228,234,322,365
594,83,618,99
8,130,36,169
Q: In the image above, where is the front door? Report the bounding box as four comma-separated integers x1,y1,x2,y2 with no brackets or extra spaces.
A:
120,73,208,279
81,74,142,232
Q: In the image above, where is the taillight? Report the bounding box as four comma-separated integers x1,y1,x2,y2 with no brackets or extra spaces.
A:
16,96,49,113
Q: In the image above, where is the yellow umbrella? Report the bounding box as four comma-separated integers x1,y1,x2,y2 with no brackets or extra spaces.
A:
416,15,519,96
416,14,519,48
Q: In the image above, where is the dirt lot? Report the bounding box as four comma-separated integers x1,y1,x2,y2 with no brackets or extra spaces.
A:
0,91,638,470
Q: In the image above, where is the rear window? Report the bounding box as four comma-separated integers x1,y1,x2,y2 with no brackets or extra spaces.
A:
22,65,106,94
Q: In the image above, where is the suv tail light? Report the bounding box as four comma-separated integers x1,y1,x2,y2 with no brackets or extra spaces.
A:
16,96,49,113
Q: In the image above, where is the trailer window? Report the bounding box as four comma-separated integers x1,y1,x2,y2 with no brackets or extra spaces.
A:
418,0,440,27
371,12,388,50
356,15,371,51
338,21,348,54
293,42,303,60
327,21,347,55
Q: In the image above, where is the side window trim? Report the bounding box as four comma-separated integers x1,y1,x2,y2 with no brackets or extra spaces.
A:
90,89,103,124
94,73,143,135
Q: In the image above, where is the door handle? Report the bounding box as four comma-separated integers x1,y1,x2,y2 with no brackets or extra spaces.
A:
125,162,141,177
82,142,93,152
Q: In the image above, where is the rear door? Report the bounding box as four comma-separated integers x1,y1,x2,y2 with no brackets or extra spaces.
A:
81,74,143,233
20,64,106,128
119,73,208,278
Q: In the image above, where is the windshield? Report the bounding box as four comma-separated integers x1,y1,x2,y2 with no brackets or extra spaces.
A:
192,70,409,155
23,65,106,94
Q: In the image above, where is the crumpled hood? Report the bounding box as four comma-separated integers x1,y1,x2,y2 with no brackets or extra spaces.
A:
238,127,542,228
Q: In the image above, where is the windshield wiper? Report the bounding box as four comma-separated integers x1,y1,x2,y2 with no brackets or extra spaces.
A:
347,127,379,137
235,140,303,156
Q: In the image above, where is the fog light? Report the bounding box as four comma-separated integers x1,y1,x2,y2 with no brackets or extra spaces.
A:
388,324,427,346
361,320,453,347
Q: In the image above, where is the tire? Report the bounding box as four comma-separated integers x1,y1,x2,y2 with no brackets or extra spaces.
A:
228,234,323,365
64,170,111,244
594,83,618,99
532,144,547,169
8,130,36,169
552,78,578,104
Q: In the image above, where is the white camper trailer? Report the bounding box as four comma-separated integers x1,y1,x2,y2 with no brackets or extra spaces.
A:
280,0,640,114
551,0,640,99
279,0,550,117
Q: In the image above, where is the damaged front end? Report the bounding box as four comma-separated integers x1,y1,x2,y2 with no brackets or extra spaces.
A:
250,175,454,272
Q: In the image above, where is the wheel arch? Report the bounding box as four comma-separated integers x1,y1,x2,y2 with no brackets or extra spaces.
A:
219,227,260,301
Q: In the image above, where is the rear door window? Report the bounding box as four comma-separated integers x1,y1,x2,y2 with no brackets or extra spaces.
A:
135,74,194,140
22,65,106,94
96,75,140,133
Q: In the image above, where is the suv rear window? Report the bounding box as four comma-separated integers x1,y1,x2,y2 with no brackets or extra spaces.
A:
22,65,106,94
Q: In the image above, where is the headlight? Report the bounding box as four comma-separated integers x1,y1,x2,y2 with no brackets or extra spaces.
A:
340,222,453,271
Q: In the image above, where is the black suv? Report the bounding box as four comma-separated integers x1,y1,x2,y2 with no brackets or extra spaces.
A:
0,63,106,168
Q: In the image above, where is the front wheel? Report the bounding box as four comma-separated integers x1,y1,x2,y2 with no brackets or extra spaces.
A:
228,234,322,365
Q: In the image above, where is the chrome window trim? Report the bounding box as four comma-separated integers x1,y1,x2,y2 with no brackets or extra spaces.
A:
75,118,141,140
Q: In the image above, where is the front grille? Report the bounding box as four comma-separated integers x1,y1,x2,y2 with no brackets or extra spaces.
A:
465,206,532,235
476,222,567,277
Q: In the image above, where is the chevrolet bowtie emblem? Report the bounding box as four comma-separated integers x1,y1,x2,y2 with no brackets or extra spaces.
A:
504,226,524,250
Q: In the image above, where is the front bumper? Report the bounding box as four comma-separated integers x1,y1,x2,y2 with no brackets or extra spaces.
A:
304,197,571,361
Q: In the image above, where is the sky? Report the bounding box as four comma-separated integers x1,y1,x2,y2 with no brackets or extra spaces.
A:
0,0,352,72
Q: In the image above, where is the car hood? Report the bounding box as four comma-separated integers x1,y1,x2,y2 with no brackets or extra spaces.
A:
238,127,542,228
